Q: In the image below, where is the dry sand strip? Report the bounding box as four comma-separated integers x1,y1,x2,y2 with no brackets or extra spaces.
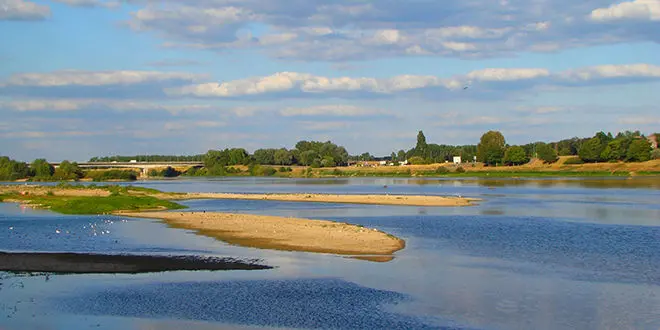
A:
168,192,477,207
119,211,406,258
0,252,271,274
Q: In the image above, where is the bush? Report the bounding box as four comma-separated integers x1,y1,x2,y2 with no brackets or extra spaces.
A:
332,169,343,176
408,156,428,165
435,167,449,174
455,166,466,173
563,157,585,165
85,170,137,181
260,167,277,176
652,149,660,160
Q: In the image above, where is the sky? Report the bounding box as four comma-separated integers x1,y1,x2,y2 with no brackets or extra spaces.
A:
0,0,659,161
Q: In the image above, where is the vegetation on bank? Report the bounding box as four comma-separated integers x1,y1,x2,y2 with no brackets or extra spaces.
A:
0,184,184,215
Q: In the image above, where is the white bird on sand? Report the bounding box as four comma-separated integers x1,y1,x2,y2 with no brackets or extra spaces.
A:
55,229,61,234
9,227,13,230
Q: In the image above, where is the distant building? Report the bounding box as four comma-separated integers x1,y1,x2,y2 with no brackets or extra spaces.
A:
453,156,462,165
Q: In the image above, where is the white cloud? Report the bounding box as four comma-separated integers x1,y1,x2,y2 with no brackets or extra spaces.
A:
590,0,660,21
280,105,389,117
115,0,660,61
51,0,120,9
2,70,206,87
168,63,660,99
0,0,50,20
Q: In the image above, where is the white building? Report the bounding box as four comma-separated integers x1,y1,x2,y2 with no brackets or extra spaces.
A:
453,156,462,165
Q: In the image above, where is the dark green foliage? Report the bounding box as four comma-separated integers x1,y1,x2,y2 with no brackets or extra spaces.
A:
397,150,407,162
578,137,604,163
503,146,529,166
626,139,652,162
148,166,182,178
415,131,428,158
536,143,558,163
31,159,54,179
0,156,30,181
85,170,137,181
455,166,466,173
53,160,83,181
90,155,204,162
295,140,349,167
563,157,585,165
278,167,293,173
477,131,506,166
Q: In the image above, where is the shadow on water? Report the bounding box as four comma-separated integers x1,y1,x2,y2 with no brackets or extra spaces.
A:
57,279,469,330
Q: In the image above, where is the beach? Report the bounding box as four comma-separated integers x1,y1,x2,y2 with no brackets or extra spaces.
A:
119,211,406,257
169,192,476,207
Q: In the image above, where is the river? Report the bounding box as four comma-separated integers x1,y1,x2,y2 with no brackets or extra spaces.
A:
1,177,659,329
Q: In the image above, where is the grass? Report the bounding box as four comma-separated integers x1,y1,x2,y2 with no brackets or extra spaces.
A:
10,195,185,215
313,168,644,178
0,184,185,215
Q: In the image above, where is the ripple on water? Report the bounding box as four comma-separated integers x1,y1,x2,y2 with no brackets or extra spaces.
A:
58,279,467,330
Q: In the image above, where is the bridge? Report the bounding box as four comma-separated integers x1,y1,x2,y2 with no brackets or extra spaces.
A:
51,162,204,176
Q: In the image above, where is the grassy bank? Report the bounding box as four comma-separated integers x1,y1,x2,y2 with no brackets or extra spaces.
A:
0,184,185,215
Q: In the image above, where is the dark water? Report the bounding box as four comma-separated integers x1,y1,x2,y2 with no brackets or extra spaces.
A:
1,177,659,330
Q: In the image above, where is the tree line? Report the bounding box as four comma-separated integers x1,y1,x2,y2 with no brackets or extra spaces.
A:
390,130,658,167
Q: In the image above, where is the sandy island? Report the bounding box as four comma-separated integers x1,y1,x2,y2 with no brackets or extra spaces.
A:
119,211,406,259
167,192,477,207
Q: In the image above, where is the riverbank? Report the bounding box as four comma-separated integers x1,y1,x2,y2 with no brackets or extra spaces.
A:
172,192,477,207
119,211,406,259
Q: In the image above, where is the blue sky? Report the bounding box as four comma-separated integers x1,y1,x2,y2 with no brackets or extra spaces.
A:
1,0,659,161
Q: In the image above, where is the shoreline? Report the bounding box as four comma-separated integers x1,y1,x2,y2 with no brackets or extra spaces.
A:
168,192,477,207
118,211,406,259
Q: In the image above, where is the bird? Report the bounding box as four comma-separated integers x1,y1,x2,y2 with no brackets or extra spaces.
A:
55,229,61,234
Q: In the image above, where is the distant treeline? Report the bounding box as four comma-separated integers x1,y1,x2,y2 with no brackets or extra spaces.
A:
2,130,658,182
0,157,137,182
90,155,204,162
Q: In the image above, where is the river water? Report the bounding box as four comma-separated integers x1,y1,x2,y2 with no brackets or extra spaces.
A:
1,177,659,329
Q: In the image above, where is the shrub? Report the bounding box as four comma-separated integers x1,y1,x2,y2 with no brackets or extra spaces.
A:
408,156,428,165
85,170,137,181
652,149,660,160
435,167,449,174
332,169,343,176
455,166,466,173
260,167,277,176
563,157,585,165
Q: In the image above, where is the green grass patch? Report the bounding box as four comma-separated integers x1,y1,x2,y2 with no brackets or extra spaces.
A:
15,195,185,215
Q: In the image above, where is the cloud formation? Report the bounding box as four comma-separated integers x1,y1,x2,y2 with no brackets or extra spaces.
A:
117,0,660,61
51,0,120,8
166,63,660,99
0,0,50,20
2,70,205,87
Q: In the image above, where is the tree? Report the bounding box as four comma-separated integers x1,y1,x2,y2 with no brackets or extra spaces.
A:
536,143,558,163
53,160,83,180
273,149,293,165
397,150,406,162
0,156,30,181
626,139,652,162
299,150,319,166
390,152,397,162
578,137,604,163
30,159,54,178
476,131,506,166
253,149,276,165
415,131,428,159
503,146,529,166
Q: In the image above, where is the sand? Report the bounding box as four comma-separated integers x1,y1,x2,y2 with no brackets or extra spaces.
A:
0,185,110,197
169,192,476,207
119,211,406,257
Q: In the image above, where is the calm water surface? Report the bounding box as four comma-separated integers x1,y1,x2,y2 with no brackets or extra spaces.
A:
1,177,659,330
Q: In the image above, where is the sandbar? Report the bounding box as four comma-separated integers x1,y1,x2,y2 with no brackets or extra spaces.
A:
119,211,406,258
169,192,477,207
0,252,270,274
